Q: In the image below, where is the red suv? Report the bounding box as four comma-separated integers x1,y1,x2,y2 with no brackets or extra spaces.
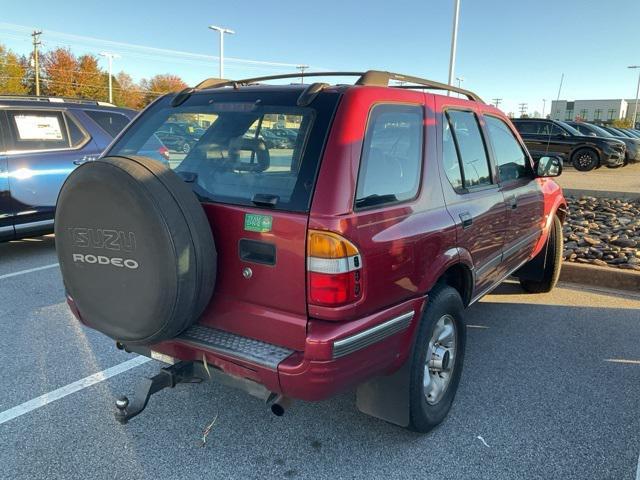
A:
55,71,567,433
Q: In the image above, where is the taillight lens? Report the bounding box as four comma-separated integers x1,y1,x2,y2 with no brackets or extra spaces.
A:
307,230,362,307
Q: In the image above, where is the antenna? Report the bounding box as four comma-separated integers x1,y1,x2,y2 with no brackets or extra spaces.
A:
544,73,565,156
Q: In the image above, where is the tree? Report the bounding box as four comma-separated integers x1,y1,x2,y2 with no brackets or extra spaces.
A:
43,48,78,97
75,54,105,100
140,74,188,105
0,44,28,94
113,71,144,109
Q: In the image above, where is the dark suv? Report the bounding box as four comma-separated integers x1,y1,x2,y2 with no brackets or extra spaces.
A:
565,121,640,165
512,118,625,171
0,96,140,242
55,71,567,433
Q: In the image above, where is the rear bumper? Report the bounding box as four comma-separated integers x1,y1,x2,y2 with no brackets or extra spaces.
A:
144,296,426,402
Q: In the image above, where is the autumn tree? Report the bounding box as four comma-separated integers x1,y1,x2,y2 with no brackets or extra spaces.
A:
140,74,188,105
0,44,28,94
75,54,105,100
113,71,144,109
43,48,78,97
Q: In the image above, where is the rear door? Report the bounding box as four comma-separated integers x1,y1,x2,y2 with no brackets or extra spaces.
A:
437,104,507,295
5,109,92,233
106,90,341,350
483,114,543,272
0,112,14,241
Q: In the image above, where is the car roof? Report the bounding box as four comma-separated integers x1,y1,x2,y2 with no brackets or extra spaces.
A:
0,95,135,115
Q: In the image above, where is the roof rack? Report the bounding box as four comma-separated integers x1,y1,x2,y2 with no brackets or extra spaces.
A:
191,70,483,103
0,95,116,107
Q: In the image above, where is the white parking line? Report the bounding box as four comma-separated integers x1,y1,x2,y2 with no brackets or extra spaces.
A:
0,356,151,426
0,263,59,280
604,359,640,365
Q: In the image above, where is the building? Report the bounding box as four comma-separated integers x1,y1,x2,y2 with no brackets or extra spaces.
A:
550,98,640,126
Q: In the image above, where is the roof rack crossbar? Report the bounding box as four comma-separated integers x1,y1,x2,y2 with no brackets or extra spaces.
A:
191,70,483,103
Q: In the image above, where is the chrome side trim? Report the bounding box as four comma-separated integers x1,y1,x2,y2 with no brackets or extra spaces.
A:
469,256,531,305
0,225,14,234
502,230,541,260
14,219,54,233
333,311,414,359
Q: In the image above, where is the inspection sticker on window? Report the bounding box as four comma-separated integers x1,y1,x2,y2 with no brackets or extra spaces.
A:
244,213,272,233
14,115,64,140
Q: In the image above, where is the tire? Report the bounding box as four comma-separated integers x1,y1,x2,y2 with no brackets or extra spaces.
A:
55,155,217,345
182,142,191,154
519,216,563,293
407,284,466,433
571,148,599,172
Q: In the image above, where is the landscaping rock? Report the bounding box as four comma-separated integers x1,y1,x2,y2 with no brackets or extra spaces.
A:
563,196,640,270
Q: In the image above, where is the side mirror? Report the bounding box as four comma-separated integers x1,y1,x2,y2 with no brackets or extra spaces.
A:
536,155,563,177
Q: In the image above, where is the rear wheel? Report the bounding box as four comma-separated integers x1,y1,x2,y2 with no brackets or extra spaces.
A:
182,142,191,154
519,216,563,293
407,284,465,433
571,148,599,171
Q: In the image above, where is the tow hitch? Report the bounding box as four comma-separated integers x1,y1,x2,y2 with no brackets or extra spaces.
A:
114,361,204,424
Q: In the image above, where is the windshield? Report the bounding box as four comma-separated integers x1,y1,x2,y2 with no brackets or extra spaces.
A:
108,90,340,212
556,121,582,136
588,124,615,137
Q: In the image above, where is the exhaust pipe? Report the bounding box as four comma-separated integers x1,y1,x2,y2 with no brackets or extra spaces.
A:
267,394,292,416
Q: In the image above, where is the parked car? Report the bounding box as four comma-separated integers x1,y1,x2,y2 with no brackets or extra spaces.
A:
0,96,139,242
512,118,625,171
54,71,567,433
155,122,201,153
565,121,640,164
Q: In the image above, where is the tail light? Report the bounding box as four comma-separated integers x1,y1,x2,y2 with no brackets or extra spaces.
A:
158,146,170,161
307,230,362,307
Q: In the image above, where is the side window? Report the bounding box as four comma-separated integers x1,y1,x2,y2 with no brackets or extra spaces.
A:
538,122,564,136
6,110,70,151
484,116,530,182
442,115,463,191
355,104,423,208
84,110,131,138
446,110,492,189
65,112,89,147
513,121,535,135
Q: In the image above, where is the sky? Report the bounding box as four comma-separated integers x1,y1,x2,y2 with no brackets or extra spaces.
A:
1,0,639,116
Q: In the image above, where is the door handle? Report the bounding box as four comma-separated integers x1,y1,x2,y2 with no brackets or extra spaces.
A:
459,212,473,229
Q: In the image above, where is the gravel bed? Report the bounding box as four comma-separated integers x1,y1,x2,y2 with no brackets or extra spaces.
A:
563,196,640,271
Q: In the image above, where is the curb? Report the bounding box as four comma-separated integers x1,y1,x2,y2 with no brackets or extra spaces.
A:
563,188,640,200
560,262,640,292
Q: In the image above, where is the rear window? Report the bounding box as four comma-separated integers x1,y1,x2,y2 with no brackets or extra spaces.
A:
85,110,131,137
6,110,88,152
108,90,339,212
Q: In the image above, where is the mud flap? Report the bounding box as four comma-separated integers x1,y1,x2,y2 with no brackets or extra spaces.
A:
356,361,411,427
514,236,550,282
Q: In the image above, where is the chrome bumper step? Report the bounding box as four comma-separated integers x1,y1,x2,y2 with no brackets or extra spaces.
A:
177,325,294,369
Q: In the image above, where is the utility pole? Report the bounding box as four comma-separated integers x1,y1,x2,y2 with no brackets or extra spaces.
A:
492,98,502,108
297,64,309,84
542,99,547,118
208,25,235,78
100,52,120,104
31,30,42,96
628,66,640,129
447,0,461,93
518,103,528,117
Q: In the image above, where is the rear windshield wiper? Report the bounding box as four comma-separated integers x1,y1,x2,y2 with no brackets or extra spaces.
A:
355,194,397,208
251,193,279,207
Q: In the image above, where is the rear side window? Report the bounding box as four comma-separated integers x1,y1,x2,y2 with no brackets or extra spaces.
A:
484,116,530,182
6,110,87,152
445,110,492,188
514,121,538,135
355,104,423,208
85,110,131,138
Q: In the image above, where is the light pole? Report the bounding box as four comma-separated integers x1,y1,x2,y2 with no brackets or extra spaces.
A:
209,25,235,78
455,76,463,98
447,0,461,92
542,99,546,118
297,64,309,84
628,65,640,129
100,52,120,104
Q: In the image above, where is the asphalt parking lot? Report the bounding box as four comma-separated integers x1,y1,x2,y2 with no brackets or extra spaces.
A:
557,161,640,195
1,236,639,480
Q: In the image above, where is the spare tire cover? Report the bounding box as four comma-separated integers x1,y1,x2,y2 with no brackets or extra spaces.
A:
55,156,217,345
